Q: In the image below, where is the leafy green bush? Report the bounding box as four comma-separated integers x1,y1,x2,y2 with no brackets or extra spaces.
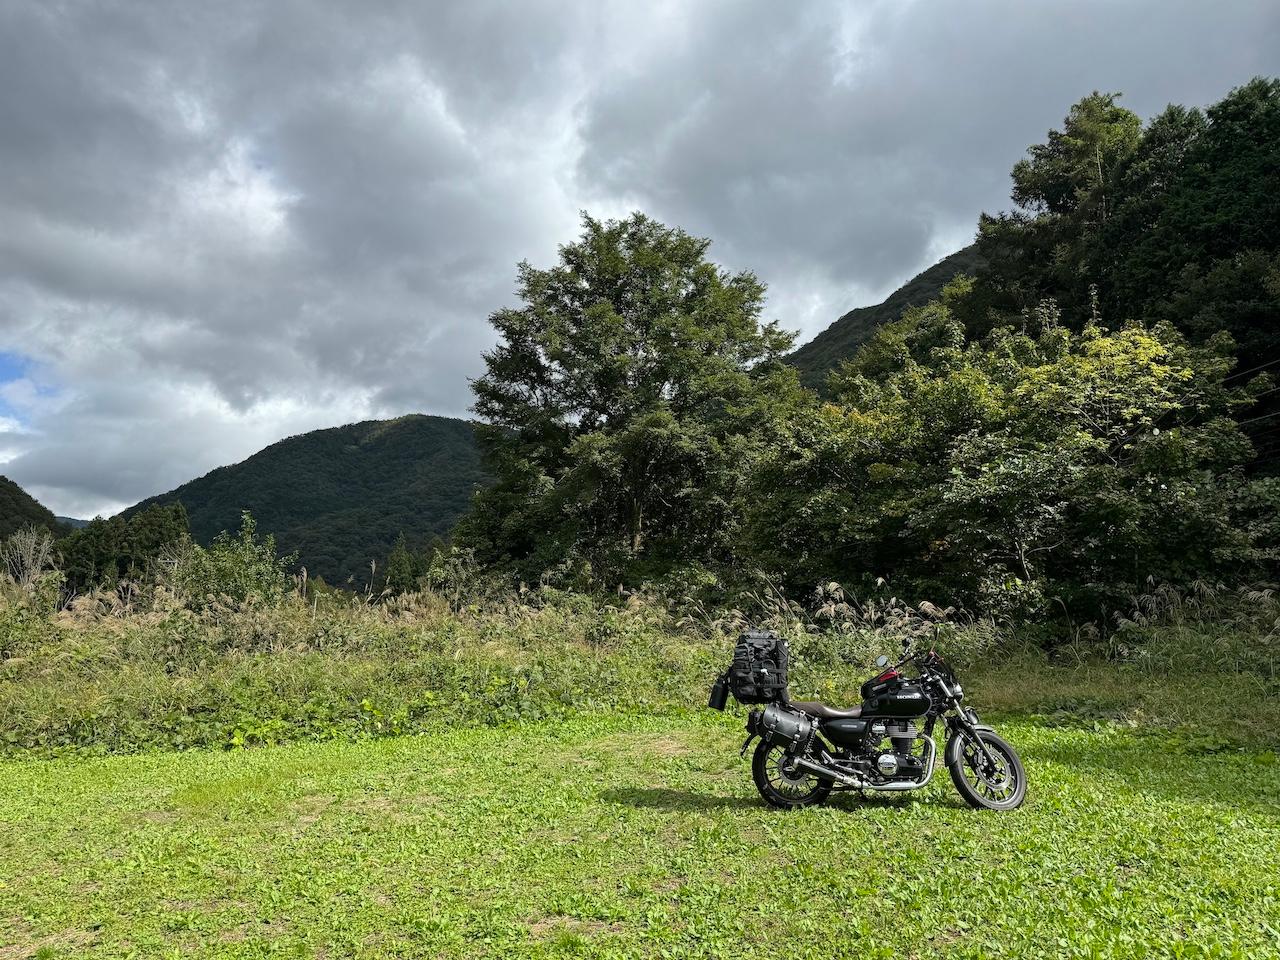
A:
169,512,296,612
749,312,1276,618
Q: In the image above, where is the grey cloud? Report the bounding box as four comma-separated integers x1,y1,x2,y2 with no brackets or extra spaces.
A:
576,0,1280,328
1,0,1278,516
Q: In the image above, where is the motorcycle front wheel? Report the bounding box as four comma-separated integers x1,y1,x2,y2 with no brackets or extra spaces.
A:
946,728,1026,811
752,741,832,809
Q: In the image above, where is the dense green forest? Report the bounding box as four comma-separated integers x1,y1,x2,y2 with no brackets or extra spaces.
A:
124,415,484,585
459,78,1280,620
787,243,985,391
0,475,64,539
55,502,190,593
961,79,1280,463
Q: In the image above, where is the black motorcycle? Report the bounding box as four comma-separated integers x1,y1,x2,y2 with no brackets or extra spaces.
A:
708,630,1026,811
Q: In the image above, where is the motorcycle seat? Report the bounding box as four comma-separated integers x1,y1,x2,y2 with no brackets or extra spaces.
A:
789,700,862,720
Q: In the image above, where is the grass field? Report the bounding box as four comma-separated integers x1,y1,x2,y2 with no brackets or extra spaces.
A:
2,710,1278,959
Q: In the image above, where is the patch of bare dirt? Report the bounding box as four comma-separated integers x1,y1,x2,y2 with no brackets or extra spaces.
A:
649,736,691,758
527,916,625,939
0,919,97,960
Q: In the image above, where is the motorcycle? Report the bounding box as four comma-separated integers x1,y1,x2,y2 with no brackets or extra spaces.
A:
708,630,1026,811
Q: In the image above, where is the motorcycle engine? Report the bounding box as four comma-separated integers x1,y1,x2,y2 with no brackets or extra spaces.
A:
867,721,924,781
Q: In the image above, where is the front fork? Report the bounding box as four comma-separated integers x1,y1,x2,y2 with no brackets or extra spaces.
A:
943,711,999,770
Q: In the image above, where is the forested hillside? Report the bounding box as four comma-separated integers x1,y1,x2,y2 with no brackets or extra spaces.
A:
126,415,484,584
788,244,985,390
0,476,64,539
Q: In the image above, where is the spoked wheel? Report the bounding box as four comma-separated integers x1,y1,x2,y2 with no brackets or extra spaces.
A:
751,742,832,809
947,729,1026,811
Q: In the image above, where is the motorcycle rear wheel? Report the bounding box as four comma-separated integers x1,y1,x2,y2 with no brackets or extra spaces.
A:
752,742,832,809
947,729,1026,811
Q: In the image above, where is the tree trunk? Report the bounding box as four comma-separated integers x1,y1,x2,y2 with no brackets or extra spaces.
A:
630,499,643,555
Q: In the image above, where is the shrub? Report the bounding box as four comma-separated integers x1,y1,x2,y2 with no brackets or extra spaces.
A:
168,512,296,612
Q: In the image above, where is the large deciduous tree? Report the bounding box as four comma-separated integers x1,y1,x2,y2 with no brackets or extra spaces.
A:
459,213,801,585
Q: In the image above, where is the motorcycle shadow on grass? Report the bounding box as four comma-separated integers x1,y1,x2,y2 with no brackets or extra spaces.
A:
600,785,971,813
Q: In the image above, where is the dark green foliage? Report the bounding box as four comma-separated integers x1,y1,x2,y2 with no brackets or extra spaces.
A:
125,415,486,586
170,512,295,610
382,532,420,594
57,502,189,592
966,80,1280,352
749,298,1277,618
0,475,64,539
966,92,1144,326
787,244,985,391
460,212,803,585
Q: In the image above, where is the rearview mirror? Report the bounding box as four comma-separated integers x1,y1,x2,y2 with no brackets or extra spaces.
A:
875,654,889,668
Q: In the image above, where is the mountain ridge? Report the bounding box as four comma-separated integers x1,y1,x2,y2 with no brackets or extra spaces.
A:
788,243,984,390
0,476,66,539
125,414,486,584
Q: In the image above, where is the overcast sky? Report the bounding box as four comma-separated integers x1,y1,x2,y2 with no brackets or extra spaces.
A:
2,1,1278,518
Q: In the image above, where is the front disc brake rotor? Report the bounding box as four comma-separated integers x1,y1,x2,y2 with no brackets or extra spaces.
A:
966,742,1009,787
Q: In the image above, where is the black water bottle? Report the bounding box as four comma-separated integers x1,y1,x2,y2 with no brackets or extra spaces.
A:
707,670,729,710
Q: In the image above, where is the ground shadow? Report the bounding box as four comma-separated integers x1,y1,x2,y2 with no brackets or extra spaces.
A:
599,787,760,811
600,785,970,813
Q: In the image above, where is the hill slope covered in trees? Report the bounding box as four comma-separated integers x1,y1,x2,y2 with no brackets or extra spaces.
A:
787,244,985,390
0,476,64,539
126,415,484,585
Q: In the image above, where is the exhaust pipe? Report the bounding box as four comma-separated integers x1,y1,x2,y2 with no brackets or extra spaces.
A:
794,735,937,791
794,757,866,788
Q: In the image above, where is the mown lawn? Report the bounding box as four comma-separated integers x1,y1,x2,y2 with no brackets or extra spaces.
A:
1,712,1277,959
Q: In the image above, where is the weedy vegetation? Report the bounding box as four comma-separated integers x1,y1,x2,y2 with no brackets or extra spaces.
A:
1,525,1279,957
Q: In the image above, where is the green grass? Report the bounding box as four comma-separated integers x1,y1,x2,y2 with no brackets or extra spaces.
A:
2,710,1277,959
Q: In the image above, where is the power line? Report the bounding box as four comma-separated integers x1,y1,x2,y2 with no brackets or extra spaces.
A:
1224,355,1280,383
1244,384,1280,402
1238,409,1280,427
1246,453,1280,470
1242,420,1280,440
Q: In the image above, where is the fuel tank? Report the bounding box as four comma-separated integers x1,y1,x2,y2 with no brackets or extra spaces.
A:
861,683,930,718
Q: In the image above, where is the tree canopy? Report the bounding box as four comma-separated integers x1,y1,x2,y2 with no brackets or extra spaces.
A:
750,293,1275,617
460,212,803,585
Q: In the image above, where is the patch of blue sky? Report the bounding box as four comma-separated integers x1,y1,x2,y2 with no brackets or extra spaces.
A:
0,351,32,425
